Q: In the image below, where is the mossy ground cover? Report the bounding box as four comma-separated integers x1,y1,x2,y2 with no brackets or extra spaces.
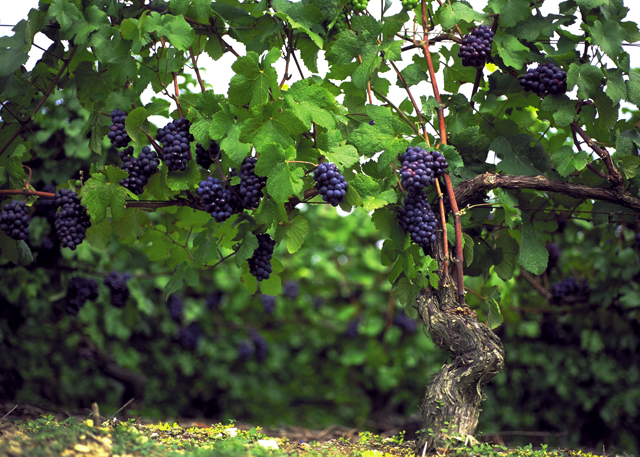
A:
0,413,626,457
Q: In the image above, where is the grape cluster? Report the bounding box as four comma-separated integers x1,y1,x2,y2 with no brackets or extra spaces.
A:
206,291,223,310
458,25,494,67
401,0,419,10
313,297,325,309
261,294,276,314
197,177,242,223
118,146,160,195
349,0,368,12
179,322,201,351
550,277,588,301
108,109,131,149
54,188,91,250
156,117,194,172
238,340,254,360
103,271,133,308
1,200,30,241
546,243,562,271
239,157,267,209
249,328,269,363
393,312,417,334
520,63,567,96
334,10,349,33
399,147,449,192
345,318,360,338
313,162,349,207
397,189,438,250
66,277,99,315
249,233,275,282
283,281,299,300
195,140,220,170
167,294,184,322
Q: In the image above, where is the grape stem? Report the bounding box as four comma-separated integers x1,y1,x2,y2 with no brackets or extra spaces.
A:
389,59,430,146
189,47,207,94
420,0,465,305
287,161,317,167
570,121,623,186
434,179,449,275
371,89,422,137
173,73,182,118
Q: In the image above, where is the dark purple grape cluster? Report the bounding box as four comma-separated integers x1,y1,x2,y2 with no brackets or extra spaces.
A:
249,328,268,363
103,271,133,308
118,146,160,195
238,340,254,360
546,242,561,271
458,25,494,67
261,294,276,314
66,276,99,315
283,281,299,300
398,189,438,250
179,322,201,351
239,157,267,209
550,277,588,301
249,233,275,282
399,147,449,192
520,63,567,96
108,109,131,149
345,318,360,338
1,200,30,241
206,290,223,310
313,297,325,309
195,140,220,169
156,117,193,172
393,312,417,334
167,294,184,322
197,177,242,223
54,188,91,250
313,162,349,207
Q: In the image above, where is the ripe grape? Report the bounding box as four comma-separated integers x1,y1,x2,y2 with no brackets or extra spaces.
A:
238,340,254,360
118,146,160,195
108,109,131,149
345,318,360,338
1,200,30,241
195,140,220,169
368,119,375,125
546,243,561,271
283,281,299,300
249,328,268,363
249,233,275,282
520,62,567,96
458,25,494,67
197,177,242,223
66,276,99,315
179,322,201,351
167,294,184,322
313,162,348,207
397,190,438,251
103,270,133,308
239,157,267,209
550,277,588,301
399,146,449,192
261,294,276,314
155,117,194,172
393,312,417,334
206,290,223,310
53,188,91,251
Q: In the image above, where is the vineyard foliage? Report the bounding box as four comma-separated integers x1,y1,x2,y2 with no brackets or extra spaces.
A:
1,0,640,452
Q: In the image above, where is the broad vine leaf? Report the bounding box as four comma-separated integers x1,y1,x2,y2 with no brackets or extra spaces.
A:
491,135,552,176
81,167,129,223
254,144,304,203
518,222,549,275
284,215,309,254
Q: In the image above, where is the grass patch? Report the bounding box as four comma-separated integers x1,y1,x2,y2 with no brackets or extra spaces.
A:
0,415,632,457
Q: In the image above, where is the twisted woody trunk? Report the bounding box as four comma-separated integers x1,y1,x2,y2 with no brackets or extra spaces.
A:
414,234,505,454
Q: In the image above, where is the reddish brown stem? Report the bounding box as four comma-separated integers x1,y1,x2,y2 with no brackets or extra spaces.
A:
469,68,483,110
173,73,182,117
389,60,429,144
189,47,206,94
434,179,449,274
570,121,622,186
0,190,55,198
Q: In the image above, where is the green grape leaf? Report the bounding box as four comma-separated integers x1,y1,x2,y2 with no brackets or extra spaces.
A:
144,12,195,51
495,188,521,229
284,79,338,130
125,107,148,145
551,146,590,177
260,273,282,296
518,222,549,275
493,231,519,281
481,285,503,329
567,63,605,100
114,208,150,240
489,0,530,28
492,135,552,176
81,168,129,223
540,93,576,127
235,232,259,267
284,215,309,254
255,144,304,203
438,2,486,30
493,34,529,70
324,145,360,169
605,68,627,104
164,263,200,299
48,0,83,32
588,19,626,60
85,218,112,250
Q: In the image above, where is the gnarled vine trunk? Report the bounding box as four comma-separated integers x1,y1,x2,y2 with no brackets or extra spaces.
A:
414,240,504,454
